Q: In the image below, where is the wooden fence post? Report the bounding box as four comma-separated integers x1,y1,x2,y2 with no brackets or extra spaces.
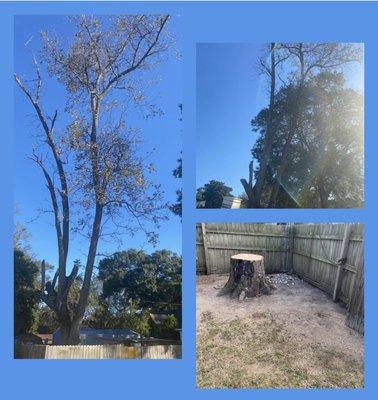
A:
346,250,364,334
201,223,211,275
287,224,294,272
333,223,353,301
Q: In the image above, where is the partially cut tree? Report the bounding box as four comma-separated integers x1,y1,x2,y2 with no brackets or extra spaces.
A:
218,254,275,301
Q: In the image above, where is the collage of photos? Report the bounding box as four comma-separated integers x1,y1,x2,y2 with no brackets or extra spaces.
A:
197,43,363,209
196,42,365,387
6,1,369,397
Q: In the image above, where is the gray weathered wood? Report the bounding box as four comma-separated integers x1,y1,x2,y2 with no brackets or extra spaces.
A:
333,224,353,301
201,223,211,275
14,343,181,359
287,224,294,272
346,251,364,334
196,223,288,274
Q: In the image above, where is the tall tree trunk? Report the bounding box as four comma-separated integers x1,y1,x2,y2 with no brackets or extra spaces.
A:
268,45,305,208
268,132,294,207
253,43,276,207
74,202,103,325
59,318,81,345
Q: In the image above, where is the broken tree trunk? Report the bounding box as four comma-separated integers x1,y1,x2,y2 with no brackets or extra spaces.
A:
218,253,275,301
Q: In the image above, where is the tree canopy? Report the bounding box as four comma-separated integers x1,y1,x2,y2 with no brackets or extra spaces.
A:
241,42,363,208
98,249,181,312
251,71,363,208
197,180,233,208
14,249,40,336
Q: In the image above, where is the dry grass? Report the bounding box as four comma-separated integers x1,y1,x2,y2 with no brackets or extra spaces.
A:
196,274,364,389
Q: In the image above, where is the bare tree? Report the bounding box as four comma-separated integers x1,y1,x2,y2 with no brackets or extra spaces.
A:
15,15,173,344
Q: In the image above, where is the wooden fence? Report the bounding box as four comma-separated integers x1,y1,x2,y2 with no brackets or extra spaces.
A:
196,223,290,275
292,223,363,306
196,223,364,309
14,343,182,359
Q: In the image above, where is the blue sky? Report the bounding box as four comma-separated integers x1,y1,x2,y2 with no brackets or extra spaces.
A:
14,15,182,270
196,43,364,197
196,43,265,196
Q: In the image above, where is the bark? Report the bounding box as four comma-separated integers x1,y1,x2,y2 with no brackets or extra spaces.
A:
268,45,305,208
240,161,255,207
58,319,81,345
74,204,103,323
268,133,294,207
253,43,277,207
218,254,275,301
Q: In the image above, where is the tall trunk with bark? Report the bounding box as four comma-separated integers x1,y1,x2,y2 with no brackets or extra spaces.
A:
268,44,305,207
252,43,277,207
68,95,104,342
268,116,298,207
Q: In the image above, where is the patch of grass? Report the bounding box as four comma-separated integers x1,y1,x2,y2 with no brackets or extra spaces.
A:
201,311,213,323
309,345,364,388
197,315,363,389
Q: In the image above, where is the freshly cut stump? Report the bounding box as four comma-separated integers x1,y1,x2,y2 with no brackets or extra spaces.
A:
218,253,275,301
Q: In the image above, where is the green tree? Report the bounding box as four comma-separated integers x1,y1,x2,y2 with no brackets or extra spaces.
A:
150,313,178,339
170,157,182,218
243,42,363,208
98,249,181,312
14,249,40,335
196,180,233,208
251,72,363,208
92,249,181,338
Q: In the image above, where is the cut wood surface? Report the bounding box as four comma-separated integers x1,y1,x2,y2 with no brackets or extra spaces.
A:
231,253,264,262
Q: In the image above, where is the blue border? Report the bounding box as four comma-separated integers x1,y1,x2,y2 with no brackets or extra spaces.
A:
1,2,377,399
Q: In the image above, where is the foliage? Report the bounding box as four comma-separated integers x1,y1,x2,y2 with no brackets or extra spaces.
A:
14,249,40,335
196,180,233,208
92,248,181,338
14,205,31,252
98,249,181,312
150,314,178,339
35,305,60,334
90,303,152,337
170,157,182,218
170,103,183,218
241,42,363,208
251,72,363,207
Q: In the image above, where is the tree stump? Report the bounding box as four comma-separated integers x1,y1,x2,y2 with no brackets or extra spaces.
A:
218,254,275,301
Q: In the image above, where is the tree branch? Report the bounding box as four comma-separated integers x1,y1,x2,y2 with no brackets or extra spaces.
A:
101,15,169,95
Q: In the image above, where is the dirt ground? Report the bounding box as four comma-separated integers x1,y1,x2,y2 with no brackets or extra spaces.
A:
196,273,364,389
